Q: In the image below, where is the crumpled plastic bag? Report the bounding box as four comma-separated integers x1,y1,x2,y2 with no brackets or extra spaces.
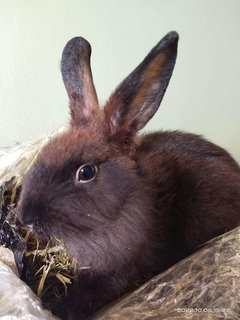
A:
0,246,57,320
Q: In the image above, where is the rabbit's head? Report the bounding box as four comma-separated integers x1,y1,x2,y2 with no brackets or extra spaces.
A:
19,32,178,272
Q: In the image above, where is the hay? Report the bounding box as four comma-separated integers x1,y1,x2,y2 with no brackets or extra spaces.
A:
20,228,77,308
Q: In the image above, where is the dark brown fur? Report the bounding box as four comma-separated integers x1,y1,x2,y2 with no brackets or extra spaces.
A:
18,32,240,319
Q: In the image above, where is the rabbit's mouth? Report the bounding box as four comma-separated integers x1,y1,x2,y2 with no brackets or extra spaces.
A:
17,205,51,241
25,220,52,241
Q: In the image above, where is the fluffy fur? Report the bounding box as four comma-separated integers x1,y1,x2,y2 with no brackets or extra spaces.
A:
18,32,240,319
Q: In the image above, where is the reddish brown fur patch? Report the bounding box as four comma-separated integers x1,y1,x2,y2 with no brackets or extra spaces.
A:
132,52,168,110
38,119,108,168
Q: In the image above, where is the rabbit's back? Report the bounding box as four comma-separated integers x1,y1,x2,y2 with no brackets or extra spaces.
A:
136,130,240,256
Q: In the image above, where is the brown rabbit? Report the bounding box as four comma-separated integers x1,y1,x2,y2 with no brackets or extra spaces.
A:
18,32,240,319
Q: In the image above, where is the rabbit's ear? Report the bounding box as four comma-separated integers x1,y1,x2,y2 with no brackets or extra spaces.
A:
104,32,178,138
61,37,99,126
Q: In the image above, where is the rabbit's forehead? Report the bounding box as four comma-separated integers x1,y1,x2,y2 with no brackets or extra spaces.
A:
38,125,109,167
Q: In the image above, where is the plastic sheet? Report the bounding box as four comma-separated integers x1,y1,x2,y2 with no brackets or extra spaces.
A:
0,247,57,320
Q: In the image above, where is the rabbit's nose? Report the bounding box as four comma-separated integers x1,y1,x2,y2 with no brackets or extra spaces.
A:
17,199,45,227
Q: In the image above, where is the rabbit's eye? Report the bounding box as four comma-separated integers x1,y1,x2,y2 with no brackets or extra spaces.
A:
75,164,98,183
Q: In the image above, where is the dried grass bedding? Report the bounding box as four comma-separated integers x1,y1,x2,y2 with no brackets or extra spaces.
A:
0,134,240,319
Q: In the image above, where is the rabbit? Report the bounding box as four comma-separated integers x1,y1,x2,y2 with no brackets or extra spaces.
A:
18,31,240,319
